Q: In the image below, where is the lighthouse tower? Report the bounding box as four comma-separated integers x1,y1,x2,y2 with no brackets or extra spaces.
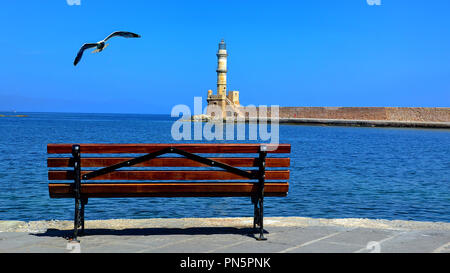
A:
216,39,228,97
207,39,240,117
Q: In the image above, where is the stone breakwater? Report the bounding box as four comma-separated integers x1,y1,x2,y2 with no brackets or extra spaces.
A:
277,118,450,128
194,107,450,128
274,107,450,122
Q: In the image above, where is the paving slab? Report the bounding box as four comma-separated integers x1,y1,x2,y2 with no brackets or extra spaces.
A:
0,217,449,253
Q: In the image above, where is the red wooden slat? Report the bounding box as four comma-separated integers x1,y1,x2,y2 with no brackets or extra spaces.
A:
48,182,289,198
47,143,291,154
47,157,290,168
48,170,290,181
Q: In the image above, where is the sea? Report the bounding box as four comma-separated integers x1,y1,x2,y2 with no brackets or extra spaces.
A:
0,112,449,222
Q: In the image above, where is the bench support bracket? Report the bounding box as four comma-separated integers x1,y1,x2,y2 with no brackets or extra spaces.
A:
82,147,258,180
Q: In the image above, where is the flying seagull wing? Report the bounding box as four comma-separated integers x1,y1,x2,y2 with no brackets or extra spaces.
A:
104,31,141,41
74,43,98,66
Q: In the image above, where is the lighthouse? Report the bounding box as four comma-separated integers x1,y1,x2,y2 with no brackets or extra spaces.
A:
207,39,240,117
216,39,228,97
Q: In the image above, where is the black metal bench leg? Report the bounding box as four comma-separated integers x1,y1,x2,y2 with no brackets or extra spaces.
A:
73,198,81,241
71,144,82,242
253,203,257,229
73,197,87,240
255,145,267,241
256,198,266,241
80,198,87,235
252,196,258,229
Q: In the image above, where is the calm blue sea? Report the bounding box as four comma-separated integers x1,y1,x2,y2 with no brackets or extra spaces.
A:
0,112,449,222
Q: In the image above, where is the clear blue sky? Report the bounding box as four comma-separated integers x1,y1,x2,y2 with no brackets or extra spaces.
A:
0,0,449,114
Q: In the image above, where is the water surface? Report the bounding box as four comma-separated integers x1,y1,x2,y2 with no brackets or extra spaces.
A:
0,112,448,222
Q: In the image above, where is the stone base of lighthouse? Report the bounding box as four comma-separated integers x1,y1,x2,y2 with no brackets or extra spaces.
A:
206,91,242,119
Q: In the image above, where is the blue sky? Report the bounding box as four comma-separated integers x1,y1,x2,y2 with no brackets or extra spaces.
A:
0,0,449,114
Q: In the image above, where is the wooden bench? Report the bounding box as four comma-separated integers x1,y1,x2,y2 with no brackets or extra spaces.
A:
47,143,291,241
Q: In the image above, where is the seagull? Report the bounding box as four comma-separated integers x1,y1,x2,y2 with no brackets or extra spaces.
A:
73,31,141,66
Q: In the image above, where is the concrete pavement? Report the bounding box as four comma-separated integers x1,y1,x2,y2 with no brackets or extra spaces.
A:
0,217,449,253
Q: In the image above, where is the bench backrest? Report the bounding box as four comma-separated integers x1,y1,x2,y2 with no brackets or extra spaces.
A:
47,143,291,198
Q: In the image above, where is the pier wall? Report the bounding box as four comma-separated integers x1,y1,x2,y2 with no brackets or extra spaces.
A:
237,107,450,122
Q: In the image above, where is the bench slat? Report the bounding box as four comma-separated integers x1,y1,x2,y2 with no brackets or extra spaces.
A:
48,182,289,198
48,170,290,181
47,143,291,154
47,157,290,168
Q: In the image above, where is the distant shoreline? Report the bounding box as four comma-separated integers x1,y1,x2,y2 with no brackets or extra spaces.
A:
0,114,28,117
